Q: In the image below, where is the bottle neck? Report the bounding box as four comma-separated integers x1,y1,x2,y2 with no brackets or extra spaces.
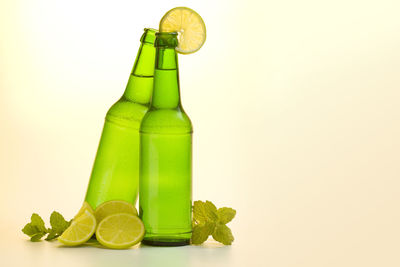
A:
123,41,156,104
150,47,181,109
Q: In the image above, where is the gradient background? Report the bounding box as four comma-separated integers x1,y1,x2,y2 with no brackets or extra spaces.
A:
1,0,400,266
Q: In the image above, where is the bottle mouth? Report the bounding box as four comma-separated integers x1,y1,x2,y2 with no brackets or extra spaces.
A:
155,32,179,48
141,28,157,44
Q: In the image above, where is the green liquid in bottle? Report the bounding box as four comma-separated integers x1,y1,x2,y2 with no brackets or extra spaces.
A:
139,32,193,246
85,29,156,209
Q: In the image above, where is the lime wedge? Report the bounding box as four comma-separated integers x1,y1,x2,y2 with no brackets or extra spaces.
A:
96,213,145,249
160,7,206,54
94,200,138,223
74,201,94,219
58,210,96,246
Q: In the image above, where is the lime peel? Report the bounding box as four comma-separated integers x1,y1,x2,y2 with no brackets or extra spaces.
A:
159,7,206,54
58,210,96,246
94,200,138,223
96,213,145,249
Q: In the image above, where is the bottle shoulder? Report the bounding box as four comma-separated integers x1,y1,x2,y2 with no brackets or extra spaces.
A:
140,108,192,134
106,97,149,128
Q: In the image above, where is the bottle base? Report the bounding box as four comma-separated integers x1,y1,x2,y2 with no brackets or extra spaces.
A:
142,238,190,247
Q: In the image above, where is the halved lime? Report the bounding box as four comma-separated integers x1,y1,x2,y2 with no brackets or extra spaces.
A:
96,213,145,249
58,210,96,246
94,200,138,223
73,201,94,219
160,7,206,54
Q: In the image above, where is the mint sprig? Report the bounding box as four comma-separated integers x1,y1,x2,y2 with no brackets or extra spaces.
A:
22,212,71,241
191,200,236,245
22,213,48,242
46,211,71,240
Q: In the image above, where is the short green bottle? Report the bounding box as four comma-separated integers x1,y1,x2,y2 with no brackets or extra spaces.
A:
139,32,193,246
85,28,156,209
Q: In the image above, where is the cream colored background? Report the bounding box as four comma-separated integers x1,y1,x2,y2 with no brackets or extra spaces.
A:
1,0,400,266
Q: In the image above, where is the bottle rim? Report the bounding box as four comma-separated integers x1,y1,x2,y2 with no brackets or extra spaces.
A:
144,28,158,33
155,31,178,36
141,28,157,44
155,32,178,48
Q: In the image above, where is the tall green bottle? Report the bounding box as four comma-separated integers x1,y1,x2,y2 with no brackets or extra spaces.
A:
85,28,156,209
139,32,192,246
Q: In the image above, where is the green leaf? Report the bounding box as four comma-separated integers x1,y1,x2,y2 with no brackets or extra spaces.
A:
212,224,234,245
22,213,48,241
50,211,70,231
45,230,58,241
22,223,39,236
45,211,71,240
217,207,236,224
193,200,218,224
31,232,46,242
31,213,47,233
191,222,216,245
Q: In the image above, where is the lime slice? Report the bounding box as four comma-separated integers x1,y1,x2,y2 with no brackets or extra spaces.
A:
94,200,138,223
74,201,94,219
58,210,96,246
160,7,206,54
96,213,145,249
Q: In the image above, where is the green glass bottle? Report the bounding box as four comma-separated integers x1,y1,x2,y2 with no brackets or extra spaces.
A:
139,32,193,246
85,28,156,209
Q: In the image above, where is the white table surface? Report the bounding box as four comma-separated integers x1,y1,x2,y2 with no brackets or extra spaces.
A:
3,222,254,267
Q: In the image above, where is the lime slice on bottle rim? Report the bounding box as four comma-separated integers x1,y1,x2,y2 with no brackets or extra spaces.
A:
159,7,206,54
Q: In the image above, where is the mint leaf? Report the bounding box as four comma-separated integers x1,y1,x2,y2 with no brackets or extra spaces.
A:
50,211,69,230
193,200,218,224
45,211,71,240
21,213,48,241
191,201,236,245
205,201,218,220
45,230,58,241
212,224,234,245
31,232,46,242
31,213,47,233
217,207,236,224
191,222,215,245
22,223,39,236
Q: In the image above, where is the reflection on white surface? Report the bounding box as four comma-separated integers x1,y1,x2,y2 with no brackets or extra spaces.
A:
13,236,233,267
1,232,233,267
82,241,232,267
